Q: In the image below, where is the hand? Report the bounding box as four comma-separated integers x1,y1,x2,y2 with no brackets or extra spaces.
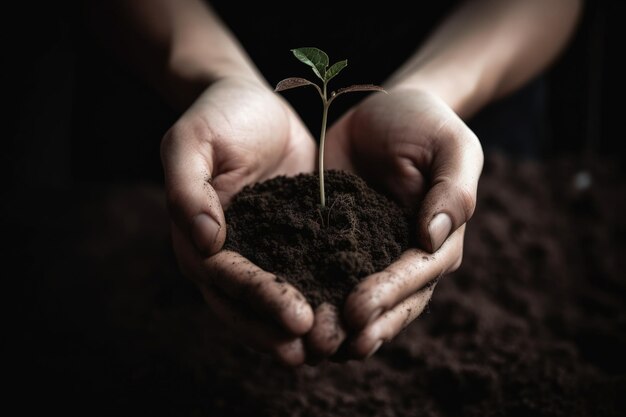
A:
320,88,484,360
160,77,317,365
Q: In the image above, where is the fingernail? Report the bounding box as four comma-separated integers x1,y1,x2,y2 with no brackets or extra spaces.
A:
191,213,220,256
367,308,383,325
366,340,383,359
428,213,452,252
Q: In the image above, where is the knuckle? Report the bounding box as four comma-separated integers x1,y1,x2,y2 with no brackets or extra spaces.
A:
308,332,336,357
454,184,477,221
372,270,404,305
453,256,463,272
450,251,463,273
161,117,212,163
164,187,189,220
160,122,185,162
257,281,312,334
349,286,380,315
275,341,304,367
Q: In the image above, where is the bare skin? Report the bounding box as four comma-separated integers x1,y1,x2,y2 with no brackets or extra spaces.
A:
90,0,583,364
161,77,317,365
313,0,582,359
322,89,481,358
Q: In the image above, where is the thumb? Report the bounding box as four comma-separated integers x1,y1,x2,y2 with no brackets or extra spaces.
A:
417,126,483,253
161,122,226,257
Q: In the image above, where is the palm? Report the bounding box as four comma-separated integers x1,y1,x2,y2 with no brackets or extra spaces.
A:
162,77,318,366
326,89,459,210
185,77,316,206
320,88,483,359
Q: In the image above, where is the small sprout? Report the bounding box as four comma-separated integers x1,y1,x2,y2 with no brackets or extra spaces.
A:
275,47,386,208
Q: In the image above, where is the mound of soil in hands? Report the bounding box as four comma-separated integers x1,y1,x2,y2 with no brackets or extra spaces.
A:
224,170,411,307
14,152,626,416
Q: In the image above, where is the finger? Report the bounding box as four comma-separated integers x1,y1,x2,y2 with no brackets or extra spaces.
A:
172,224,314,336
161,120,226,257
418,120,483,252
344,225,464,330
346,282,437,360
304,303,347,363
199,283,306,367
203,250,314,336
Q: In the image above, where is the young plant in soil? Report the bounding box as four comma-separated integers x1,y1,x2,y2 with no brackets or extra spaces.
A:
275,47,385,209
224,48,412,307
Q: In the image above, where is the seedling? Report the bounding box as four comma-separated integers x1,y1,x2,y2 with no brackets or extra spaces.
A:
275,47,385,208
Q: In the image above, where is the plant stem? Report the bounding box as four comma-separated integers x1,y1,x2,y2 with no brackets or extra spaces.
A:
319,82,329,208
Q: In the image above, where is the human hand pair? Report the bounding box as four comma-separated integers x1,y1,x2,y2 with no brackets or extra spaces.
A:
161,78,483,365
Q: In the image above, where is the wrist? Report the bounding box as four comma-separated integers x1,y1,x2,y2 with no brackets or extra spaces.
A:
166,55,265,110
386,68,490,120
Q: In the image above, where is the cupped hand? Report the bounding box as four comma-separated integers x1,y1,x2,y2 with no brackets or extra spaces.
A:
322,88,484,360
160,77,318,365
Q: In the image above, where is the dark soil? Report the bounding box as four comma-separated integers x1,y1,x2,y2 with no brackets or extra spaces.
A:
12,152,626,416
224,170,411,307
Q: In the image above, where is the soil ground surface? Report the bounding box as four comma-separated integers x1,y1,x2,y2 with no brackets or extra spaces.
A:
224,170,411,307
13,152,626,416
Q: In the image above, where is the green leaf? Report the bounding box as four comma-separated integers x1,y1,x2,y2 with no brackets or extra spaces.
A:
324,60,348,82
274,77,323,99
329,84,387,104
275,77,317,92
334,84,386,96
291,47,329,81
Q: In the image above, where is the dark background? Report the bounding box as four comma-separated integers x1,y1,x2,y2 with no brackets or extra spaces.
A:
5,0,626,189
5,2,626,414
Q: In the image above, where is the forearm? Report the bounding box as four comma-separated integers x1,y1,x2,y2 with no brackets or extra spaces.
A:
386,0,583,118
88,0,263,109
